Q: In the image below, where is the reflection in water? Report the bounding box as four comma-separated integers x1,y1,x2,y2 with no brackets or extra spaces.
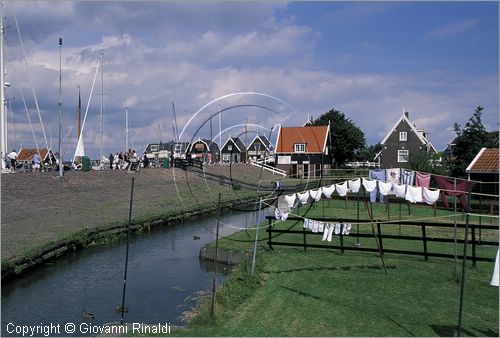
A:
1,209,267,336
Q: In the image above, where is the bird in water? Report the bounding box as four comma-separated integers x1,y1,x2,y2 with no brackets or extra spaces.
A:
115,306,129,313
82,309,94,319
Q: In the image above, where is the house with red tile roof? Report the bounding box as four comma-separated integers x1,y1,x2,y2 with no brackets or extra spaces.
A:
466,148,499,197
274,125,332,178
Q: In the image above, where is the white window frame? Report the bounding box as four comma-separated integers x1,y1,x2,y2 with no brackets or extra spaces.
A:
399,132,407,141
398,149,409,162
150,144,159,152
222,153,231,162
294,143,306,153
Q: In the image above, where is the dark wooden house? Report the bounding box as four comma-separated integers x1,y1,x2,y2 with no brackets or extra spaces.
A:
188,138,220,163
375,111,437,168
247,135,273,161
221,137,246,163
275,125,331,178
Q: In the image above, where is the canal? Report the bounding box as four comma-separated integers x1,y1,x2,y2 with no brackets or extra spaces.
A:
1,209,265,336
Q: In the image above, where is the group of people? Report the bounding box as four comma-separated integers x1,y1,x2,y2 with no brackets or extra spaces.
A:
108,149,149,170
4,149,42,173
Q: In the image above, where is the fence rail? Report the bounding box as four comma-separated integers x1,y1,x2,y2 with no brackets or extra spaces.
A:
265,216,498,263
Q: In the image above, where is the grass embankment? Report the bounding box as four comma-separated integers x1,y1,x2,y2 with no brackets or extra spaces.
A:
164,199,498,337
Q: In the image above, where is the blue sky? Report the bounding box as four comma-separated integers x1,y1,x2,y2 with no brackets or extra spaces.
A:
3,1,498,160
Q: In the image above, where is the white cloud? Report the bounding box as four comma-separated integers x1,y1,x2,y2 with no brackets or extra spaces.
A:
424,18,479,40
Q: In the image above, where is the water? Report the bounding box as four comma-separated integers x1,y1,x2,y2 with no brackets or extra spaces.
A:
1,210,265,336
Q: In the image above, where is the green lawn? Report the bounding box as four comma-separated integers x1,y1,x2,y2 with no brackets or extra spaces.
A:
167,199,498,337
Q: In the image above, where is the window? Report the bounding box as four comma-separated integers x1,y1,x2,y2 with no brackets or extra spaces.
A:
399,132,407,141
150,144,158,152
294,143,306,153
222,154,230,162
398,150,409,162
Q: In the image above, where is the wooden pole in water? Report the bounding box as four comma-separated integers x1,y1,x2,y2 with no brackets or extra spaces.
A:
120,177,135,325
251,197,263,275
210,193,222,317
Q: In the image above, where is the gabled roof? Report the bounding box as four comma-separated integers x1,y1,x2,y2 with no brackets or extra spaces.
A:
275,125,329,154
380,112,437,153
249,134,273,151
222,137,246,153
189,138,220,153
17,148,51,161
466,148,499,173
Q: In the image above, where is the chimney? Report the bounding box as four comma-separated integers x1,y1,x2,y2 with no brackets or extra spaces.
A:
404,111,409,118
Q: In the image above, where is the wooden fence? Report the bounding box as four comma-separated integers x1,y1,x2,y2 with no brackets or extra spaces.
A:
265,216,498,263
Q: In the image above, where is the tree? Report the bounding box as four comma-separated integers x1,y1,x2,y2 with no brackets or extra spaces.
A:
407,150,449,175
354,143,382,163
312,109,365,167
451,106,498,177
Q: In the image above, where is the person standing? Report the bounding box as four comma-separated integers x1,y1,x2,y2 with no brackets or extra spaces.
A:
7,149,17,173
109,153,114,169
33,152,41,172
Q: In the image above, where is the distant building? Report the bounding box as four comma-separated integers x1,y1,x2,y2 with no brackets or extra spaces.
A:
275,125,331,178
375,111,437,169
466,147,499,198
247,135,274,161
188,138,220,163
144,141,190,159
16,148,56,165
220,137,247,163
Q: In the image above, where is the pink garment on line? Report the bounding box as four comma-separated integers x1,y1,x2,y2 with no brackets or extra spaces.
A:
415,172,431,188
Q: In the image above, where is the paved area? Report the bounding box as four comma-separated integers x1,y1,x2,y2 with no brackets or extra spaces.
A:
1,165,279,261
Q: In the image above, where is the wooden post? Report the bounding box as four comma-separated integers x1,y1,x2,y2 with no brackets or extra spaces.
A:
267,217,273,252
303,226,307,252
210,193,222,317
340,224,344,255
120,177,135,325
471,222,476,267
421,224,428,262
376,221,384,256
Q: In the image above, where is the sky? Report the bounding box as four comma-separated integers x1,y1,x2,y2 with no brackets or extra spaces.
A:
2,1,499,161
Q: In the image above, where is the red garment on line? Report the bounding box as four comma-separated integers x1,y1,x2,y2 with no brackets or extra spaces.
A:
415,172,431,188
433,176,475,210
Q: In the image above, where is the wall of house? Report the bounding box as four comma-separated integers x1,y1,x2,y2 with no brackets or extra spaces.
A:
381,121,428,169
276,153,331,178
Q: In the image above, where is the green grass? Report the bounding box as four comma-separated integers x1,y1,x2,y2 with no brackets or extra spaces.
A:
156,198,499,337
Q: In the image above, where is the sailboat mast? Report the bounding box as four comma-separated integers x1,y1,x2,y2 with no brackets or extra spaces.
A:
99,49,103,162
0,2,7,157
125,107,128,152
58,37,63,178
77,85,81,142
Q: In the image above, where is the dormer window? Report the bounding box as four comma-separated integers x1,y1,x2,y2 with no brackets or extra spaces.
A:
399,132,407,141
294,143,306,153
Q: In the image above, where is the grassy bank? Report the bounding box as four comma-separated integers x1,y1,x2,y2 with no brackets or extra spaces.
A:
171,249,498,337
158,199,498,337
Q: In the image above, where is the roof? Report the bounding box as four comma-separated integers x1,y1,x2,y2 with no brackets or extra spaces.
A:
16,148,50,161
249,134,273,151
222,137,246,153
275,125,329,154
380,112,437,153
189,138,220,153
466,148,499,173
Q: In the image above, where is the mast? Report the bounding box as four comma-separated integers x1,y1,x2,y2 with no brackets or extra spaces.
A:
1,2,7,157
77,86,81,143
125,107,128,152
58,37,63,178
99,49,103,162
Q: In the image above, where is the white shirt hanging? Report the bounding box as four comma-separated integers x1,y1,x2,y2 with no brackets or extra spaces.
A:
362,178,377,192
298,192,310,205
405,186,423,203
423,188,440,205
322,184,336,198
348,178,361,193
285,194,297,209
335,181,349,197
378,181,393,196
309,189,322,202
392,183,407,198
